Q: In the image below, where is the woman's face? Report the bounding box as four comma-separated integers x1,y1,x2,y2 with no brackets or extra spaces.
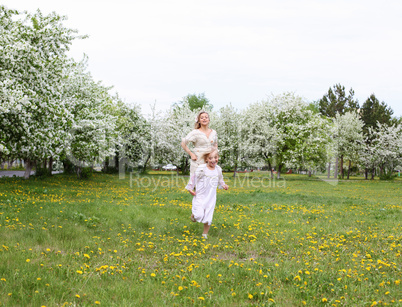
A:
199,113,210,127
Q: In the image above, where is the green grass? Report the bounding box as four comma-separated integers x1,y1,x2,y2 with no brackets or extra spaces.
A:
0,172,401,306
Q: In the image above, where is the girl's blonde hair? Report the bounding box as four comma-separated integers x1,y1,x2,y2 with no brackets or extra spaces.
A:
202,148,218,162
194,110,210,129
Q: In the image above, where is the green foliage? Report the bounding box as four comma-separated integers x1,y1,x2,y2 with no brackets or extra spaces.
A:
360,94,394,136
62,159,75,174
174,92,213,111
319,84,359,117
79,166,93,179
102,165,119,174
34,166,50,178
379,170,396,180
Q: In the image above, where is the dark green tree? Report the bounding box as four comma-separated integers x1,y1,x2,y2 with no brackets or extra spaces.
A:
174,93,213,111
360,94,394,135
319,84,359,117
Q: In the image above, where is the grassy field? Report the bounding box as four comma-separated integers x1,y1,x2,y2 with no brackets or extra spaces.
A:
0,171,401,306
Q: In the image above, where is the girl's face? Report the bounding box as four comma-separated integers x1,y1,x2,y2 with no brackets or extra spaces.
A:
199,113,210,127
206,152,218,168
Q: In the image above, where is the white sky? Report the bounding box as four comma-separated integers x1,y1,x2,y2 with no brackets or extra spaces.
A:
3,0,402,117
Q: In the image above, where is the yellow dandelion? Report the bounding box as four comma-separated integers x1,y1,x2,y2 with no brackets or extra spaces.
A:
95,301,100,305
76,270,83,274
76,294,80,298
198,297,205,300
26,259,30,263
248,293,253,299
322,298,327,302
232,292,236,297
178,286,183,291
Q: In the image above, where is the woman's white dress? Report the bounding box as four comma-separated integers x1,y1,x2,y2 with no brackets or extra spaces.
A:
182,129,218,175
185,164,225,225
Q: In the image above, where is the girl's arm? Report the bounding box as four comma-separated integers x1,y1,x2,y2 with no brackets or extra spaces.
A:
217,167,228,190
185,173,197,195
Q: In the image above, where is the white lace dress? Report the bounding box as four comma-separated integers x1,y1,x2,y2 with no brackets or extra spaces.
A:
182,129,218,175
185,164,225,225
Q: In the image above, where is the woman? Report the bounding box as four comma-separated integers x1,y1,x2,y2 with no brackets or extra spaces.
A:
181,110,218,175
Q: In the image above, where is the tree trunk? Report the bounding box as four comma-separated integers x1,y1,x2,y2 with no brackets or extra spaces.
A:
76,166,82,178
327,162,331,179
334,157,338,179
268,161,273,179
24,159,32,179
277,164,282,179
308,167,312,177
340,155,344,179
347,160,351,179
371,167,375,179
364,168,368,180
141,153,151,173
48,157,53,176
114,150,119,172
7,160,13,169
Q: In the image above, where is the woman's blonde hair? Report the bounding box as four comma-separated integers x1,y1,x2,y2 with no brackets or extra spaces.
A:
194,110,210,129
202,148,218,162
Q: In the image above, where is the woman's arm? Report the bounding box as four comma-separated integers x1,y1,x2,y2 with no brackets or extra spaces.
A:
181,140,197,161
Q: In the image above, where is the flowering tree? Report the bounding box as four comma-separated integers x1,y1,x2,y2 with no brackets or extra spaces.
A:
241,100,280,178
370,123,402,178
62,59,119,178
0,7,84,178
333,112,364,179
214,104,243,176
157,104,200,175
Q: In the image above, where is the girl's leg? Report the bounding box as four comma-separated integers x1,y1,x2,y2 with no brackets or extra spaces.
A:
203,223,210,235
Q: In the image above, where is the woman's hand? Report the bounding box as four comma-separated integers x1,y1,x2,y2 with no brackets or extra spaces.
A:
190,152,197,161
189,190,196,196
223,184,229,190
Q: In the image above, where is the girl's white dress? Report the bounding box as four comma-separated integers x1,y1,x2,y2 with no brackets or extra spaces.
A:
185,164,226,225
182,129,218,175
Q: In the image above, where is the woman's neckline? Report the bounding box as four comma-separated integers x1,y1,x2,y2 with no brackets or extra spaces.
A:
197,128,212,139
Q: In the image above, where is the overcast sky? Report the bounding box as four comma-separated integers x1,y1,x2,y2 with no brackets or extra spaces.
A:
3,0,402,117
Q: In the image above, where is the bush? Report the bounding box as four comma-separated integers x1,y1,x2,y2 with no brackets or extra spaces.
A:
102,166,119,174
62,159,75,174
379,172,396,180
35,166,50,178
80,167,93,179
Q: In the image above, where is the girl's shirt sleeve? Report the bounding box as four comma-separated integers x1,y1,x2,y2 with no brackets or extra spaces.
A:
185,172,196,191
182,130,197,146
217,166,226,189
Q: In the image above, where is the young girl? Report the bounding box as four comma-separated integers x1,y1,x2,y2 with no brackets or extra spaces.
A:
185,148,228,239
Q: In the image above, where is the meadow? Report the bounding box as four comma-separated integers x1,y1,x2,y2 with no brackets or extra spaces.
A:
0,171,401,306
